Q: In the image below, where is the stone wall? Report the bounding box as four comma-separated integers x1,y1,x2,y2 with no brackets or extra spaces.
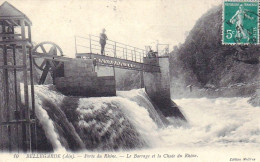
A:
55,58,116,97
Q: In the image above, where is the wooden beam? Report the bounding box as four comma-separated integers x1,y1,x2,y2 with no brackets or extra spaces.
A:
12,45,21,152
3,45,12,151
28,45,37,151
21,19,32,152
0,40,32,47
0,17,32,26
24,19,32,26
0,65,26,70
28,25,32,42
0,34,22,37
0,119,36,126
32,52,71,62
4,20,12,26
10,20,19,26
38,62,51,85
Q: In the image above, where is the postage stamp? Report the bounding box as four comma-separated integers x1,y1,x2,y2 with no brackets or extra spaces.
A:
223,0,259,44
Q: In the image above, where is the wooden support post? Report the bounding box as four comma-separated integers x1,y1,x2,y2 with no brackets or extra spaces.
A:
125,46,127,60
0,125,2,151
114,42,117,58
131,50,133,61
39,61,50,85
156,41,158,53
28,26,32,42
12,45,20,152
3,44,12,152
0,88,2,151
140,52,142,62
142,51,145,62
2,24,6,40
89,35,92,53
134,48,136,62
123,48,125,59
21,20,32,152
29,46,37,151
75,36,77,54
28,24,37,151
12,51,17,96
0,24,5,151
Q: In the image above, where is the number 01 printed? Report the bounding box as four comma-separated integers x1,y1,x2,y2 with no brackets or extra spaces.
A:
223,0,259,44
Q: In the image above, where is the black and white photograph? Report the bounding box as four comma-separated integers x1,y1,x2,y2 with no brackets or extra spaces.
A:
0,0,259,161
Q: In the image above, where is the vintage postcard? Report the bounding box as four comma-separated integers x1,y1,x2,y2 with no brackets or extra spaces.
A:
0,0,260,162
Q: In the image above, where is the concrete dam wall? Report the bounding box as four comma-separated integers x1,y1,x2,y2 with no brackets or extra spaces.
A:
54,58,116,97
143,57,185,119
54,56,184,119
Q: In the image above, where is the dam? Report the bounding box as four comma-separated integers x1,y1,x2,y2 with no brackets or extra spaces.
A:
0,1,260,159
0,1,184,152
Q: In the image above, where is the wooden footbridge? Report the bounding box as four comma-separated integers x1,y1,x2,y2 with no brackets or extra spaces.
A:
74,35,167,73
31,35,162,85
74,35,165,72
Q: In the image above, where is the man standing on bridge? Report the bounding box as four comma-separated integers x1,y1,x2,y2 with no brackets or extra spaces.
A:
100,28,108,55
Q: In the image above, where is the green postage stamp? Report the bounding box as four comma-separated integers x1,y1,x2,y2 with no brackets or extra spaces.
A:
223,0,259,44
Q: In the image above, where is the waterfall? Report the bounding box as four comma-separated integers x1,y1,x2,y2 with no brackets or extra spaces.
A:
33,86,66,152
117,89,169,127
28,85,164,151
21,85,260,152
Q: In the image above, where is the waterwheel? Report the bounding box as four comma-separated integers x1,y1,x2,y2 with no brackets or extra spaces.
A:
32,42,64,84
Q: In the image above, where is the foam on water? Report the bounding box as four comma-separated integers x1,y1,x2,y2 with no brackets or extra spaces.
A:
21,84,66,152
159,97,260,149
21,84,260,151
77,96,161,148
117,89,166,127
23,85,163,151
34,89,66,152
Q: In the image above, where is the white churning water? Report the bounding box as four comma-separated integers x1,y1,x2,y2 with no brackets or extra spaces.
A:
21,85,260,151
161,97,260,149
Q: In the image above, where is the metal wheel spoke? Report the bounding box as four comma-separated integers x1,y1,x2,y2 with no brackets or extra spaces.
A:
40,44,47,54
53,46,57,55
33,42,63,74
48,60,55,68
39,59,47,69
48,46,55,55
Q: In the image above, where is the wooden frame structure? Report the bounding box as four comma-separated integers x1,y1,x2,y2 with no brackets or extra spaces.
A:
0,2,36,152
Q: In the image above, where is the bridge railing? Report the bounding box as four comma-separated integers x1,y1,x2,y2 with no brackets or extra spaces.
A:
75,35,147,63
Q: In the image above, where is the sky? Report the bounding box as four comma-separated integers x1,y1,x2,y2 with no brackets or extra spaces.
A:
1,0,222,57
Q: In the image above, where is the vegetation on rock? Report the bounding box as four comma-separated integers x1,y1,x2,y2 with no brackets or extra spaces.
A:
169,5,260,98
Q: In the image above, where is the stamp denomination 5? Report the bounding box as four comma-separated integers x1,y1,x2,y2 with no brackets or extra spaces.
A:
223,0,259,44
